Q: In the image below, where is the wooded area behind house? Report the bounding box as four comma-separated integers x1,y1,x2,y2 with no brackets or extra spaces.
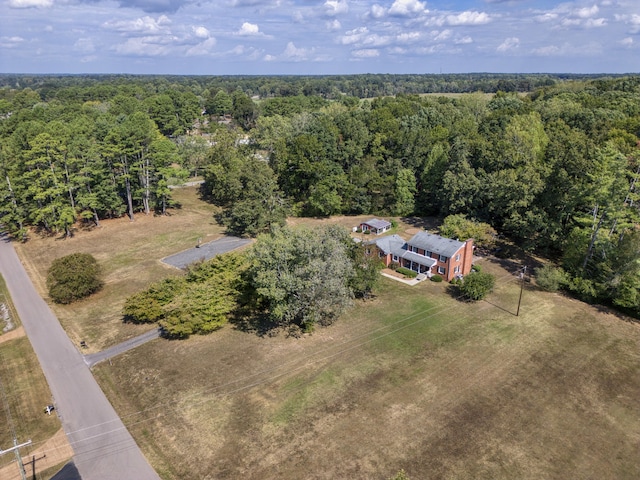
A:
1,73,639,317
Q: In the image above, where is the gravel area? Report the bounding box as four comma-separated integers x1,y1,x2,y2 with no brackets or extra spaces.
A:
161,236,252,269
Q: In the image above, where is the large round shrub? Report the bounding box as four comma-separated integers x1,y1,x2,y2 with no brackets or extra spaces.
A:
47,253,103,304
460,271,495,301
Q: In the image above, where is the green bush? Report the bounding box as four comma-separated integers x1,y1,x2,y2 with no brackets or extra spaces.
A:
430,274,443,282
471,264,482,272
460,271,495,301
535,264,568,292
47,253,103,304
396,267,418,278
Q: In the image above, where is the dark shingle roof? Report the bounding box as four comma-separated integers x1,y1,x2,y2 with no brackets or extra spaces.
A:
363,218,391,230
374,234,405,255
407,231,465,258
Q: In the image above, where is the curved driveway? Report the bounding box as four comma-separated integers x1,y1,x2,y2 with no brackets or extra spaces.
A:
0,235,160,480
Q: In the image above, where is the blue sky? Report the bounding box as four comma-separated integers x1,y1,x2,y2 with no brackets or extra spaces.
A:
1,0,639,74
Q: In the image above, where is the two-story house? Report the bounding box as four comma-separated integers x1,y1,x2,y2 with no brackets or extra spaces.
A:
373,231,474,282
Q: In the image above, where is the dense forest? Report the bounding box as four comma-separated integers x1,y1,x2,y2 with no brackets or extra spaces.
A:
1,73,639,318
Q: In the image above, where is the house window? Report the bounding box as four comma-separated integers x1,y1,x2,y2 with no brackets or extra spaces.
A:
439,255,447,262
425,251,432,257
392,255,398,261
455,254,461,262
438,266,446,275
454,266,460,273
365,248,371,255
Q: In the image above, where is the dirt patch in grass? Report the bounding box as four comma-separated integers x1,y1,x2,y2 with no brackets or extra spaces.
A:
14,187,223,351
94,257,640,479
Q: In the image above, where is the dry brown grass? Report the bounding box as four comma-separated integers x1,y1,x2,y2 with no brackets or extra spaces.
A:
93,258,640,480
12,192,640,479
0,335,69,474
14,187,223,351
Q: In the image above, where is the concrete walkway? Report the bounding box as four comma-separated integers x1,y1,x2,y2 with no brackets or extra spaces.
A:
381,270,428,286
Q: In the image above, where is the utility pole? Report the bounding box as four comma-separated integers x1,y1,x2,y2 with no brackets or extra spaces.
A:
0,363,31,480
0,439,32,480
516,266,527,316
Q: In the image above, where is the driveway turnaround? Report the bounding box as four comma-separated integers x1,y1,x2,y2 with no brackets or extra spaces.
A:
0,235,160,480
161,235,252,269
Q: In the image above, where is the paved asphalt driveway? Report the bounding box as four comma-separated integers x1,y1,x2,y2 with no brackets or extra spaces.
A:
0,235,160,480
161,235,252,269
84,328,160,368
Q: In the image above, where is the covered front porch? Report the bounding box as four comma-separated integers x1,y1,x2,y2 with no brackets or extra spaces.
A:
399,251,436,275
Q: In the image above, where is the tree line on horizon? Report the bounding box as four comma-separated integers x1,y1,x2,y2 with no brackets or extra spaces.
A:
0,74,639,318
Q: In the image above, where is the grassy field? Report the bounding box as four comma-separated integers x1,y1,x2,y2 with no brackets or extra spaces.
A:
14,187,224,351
13,188,640,479
0,277,70,479
93,261,640,480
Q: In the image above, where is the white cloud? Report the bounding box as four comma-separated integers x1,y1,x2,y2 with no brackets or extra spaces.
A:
192,26,210,39
535,13,558,23
431,30,451,42
114,36,172,56
0,36,25,48
113,35,180,57
446,11,491,26
575,5,598,19
352,49,379,58
388,0,427,17
454,36,473,45
497,37,519,52
237,22,261,36
185,37,217,56
104,16,171,34
619,37,633,46
340,27,368,45
324,0,348,17
396,32,422,44
584,18,606,28
282,42,310,61
73,38,95,53
532,41,602,57
615,13,640,33
370,4,386,19
326,19,341,31
339,27,390,48
8,0,52,8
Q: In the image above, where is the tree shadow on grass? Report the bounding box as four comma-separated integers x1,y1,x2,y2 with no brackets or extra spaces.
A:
230,311,282,337
400,216,441,231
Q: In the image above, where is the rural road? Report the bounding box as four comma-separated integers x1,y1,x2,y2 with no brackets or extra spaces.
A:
0,234,160,480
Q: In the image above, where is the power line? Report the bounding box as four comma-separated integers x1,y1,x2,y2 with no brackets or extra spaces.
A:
0,355,31,480
25,266,529,462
